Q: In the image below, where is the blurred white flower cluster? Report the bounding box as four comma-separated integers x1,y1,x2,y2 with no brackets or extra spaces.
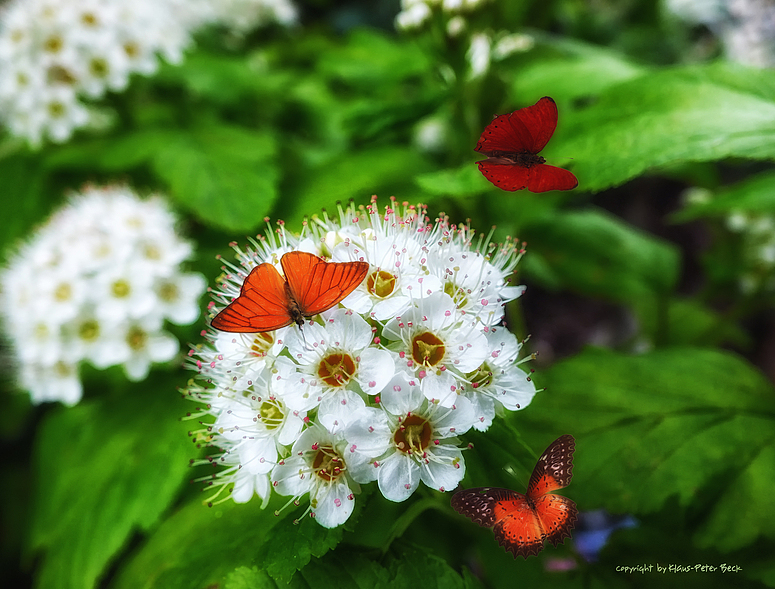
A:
0,0,196,145
0,0,298,146
207,0,298,33
666,0,775,67
185,198,536,528
0,185,206,406
726,211,775,293
395,0,488,33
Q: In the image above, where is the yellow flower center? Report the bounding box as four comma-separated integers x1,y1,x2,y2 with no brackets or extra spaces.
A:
411,332,445,368
78,319,100,342
54,282,72,302
393,414,431,454
317,352,356,387
250,332,275,356
312,445,345,482
367,270,397,298
112,279,131,298
126,326,147,351
258,400,284,429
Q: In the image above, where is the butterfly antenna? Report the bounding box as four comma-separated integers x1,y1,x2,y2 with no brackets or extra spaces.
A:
299,324,314,351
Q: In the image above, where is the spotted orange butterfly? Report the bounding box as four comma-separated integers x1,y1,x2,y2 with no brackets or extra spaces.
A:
451,434,578,559
211,251,369,333
476,96,578,193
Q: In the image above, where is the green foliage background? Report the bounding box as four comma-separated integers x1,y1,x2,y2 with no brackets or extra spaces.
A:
2,1,775,588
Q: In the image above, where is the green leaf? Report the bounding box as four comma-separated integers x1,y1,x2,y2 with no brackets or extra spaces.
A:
519,347,775,552
0,150,51,259
673,169,775,222
318,28,433,88
521,208,680,302
415,164,488,198
553,65,775,192
386,545,482,589
223,567,275,589
255,513,343,584
224,544,481,589
42,130,173,172
511,35,648,101
156,52,291,108
281,147,431,225
151,122,278,233
636,297,750,348
28,378,192,589
112,494,343,589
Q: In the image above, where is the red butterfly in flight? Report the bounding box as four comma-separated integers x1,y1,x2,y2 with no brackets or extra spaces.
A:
211,251,369,332
451,434,578,559
475,96,578,193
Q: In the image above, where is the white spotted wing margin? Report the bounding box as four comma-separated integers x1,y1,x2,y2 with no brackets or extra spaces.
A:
526,434,575,496
450,487,515,528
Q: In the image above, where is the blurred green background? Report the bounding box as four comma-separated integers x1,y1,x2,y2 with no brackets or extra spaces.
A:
2,0,775,588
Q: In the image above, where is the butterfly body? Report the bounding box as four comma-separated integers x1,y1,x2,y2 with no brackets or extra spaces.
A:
211,251,369,333
475,97,578,193
451,434,578,559
283,282,305,328
483,152,546,168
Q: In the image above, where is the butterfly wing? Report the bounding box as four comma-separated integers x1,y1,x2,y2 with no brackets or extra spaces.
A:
451,486,512,527
475,96,558,155
452,487,548,559
477,160,530,191
280,251,369,317
526,164,579,193
532,494,578,548
493,503,549,559
526,434,575,498
211,263,293,332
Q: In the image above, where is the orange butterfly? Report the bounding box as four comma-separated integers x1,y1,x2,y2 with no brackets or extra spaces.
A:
211,251,370,333
451,434,578,559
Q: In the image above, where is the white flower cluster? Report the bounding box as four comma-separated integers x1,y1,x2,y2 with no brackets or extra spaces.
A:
0,0,299,146
0,0,200,145
727,210,775,293
207,0,298,33
395,0,488,32
186,198,536,528
0,185,206,406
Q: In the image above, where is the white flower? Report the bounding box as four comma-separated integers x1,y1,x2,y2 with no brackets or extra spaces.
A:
109,316,179,381
383,291,488,407
193,440,273,507
467,32,491,79
206,0,299,32
330,222,443,322
67,313,126,369
153,272,207,325
346,372,474,502
275,309,394,432
211,367,307,475
193,328,290,394
94,262,157,323
271,423,358,528
456,327,537,431
492,33,535,60
20,361,82,406
395,1,432,30
414,116,450,153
